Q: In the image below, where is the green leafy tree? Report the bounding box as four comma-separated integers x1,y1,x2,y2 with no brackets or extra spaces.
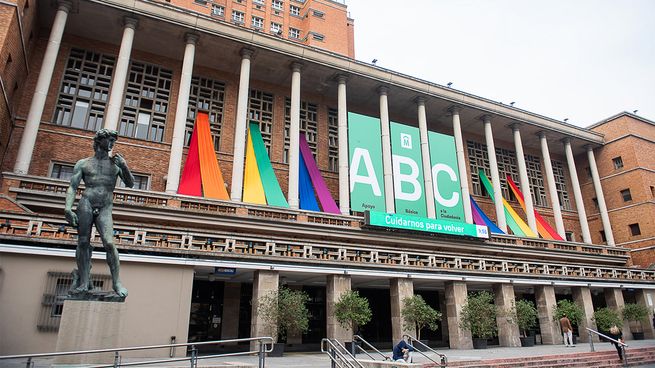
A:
515,299,538,337
334,290,372,333
258,287,310,342
593,307,622,332
402,295,442,340
622,303,649,333
553,300,585,327
460,291,498,339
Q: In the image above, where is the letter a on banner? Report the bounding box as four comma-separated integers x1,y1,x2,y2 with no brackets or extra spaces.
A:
390,122,426,217
428,131,465,222
348,112,385,212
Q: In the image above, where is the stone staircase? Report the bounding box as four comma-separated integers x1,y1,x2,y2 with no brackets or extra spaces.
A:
436,346,655,368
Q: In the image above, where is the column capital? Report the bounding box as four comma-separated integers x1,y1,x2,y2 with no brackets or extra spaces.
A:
509,122,521,131
185,33,199,45
336,74,348,84
377,85,389,95
240,47,255,59
290,61,303,72
447,105,461,114
536,130,548,139
123,16,139,29
561,137,572,145
584,144,595,152
480,114,492,124
57,0,73,12
414,96,426,105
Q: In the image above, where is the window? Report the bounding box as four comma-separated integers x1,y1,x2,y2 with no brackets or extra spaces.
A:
525,155,547,207
194,0,208,4
552,160,572,210
565,231,574,242
50,163,74,181
248,89,274,154
620,188,632,202
311,32,325,41
289,27,301,39
311,9,324,17
629,223,641,236
290,4,300,16
271,0,283,10
467,141,520,200
251,16,264,28
54,48,115,131
327,108,338,172
270,22,283,35
119,61,172,142
284,98,317,163
211,4,224,16
592,197,598,209
612,156,624,170
651,186,655,198
599,230,606,242
232,10,245,23
116,173,149,190
186,76,226,151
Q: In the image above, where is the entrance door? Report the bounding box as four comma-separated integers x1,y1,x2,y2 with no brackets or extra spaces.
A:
188,280,225,343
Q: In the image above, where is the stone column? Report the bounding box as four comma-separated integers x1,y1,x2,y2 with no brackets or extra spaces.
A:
563,138,592,243
165,34,198,194
390,278,414,342
450,106,473,224
221,282,241,344
604,288,632,340
539,132,566,238
416,97,436,218
230,48,254,202
14,0,71,174
535,285,559,344
483,115,506,231
493,284,521,347
572,286,597,342
287,62,302,209
378,86,394,213
103,17,138,131
635,289,655,339
326,275,352,342
512,124,538,234
587,146,615,245
439,292,449,344
445,281,473,349
250,270,279,349
337,75,350,215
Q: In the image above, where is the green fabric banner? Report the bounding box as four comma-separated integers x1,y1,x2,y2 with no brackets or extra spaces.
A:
428,131,465,222
390,122,426,217
348,112,385,212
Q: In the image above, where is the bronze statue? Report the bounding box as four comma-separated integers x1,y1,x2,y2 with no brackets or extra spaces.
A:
65,129,134,299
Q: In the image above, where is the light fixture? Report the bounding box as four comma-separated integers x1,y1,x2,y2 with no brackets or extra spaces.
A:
633,110,638,114
371,59,377,65
510,101,515,106
447,82,453,87
564,118,569,122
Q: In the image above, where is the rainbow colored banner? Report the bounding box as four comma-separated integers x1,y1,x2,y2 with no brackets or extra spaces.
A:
243,122,288,207
178,112,229,200
299,135,340,214
478,169,537,238
470,196,505,234
506,174,564,241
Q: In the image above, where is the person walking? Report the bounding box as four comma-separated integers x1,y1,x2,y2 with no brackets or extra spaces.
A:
607,325,624,360
559,313,574,347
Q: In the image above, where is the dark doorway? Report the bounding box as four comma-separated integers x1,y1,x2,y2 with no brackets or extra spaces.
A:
303,286,327,343
188,280,225,343
358,288,392,347
415,290,443,343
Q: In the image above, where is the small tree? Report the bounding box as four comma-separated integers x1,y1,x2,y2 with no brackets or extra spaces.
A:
515,299,538,337
622,303,649,333
460,291,498,339
258,287,310,343
553,300,585,328
402,295,442,340
334,290,372,334
593,307,622,332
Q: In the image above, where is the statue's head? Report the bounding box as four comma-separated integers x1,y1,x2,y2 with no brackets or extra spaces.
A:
93,129,118,151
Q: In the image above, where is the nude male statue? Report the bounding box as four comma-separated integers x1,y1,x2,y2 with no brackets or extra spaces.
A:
65,129,134,298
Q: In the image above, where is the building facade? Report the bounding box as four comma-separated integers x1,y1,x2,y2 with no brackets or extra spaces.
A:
0,0,654,357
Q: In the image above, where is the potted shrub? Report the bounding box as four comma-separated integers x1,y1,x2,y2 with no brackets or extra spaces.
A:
515,299,538,347
593,307,623,339
334,290,372,354
258,287,310,357
460,291,498,349
553,300,585,345
402,295,442,345
623,303,649,340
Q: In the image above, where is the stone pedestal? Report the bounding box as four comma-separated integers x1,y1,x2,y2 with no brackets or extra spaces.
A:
493,284,521,347
604,288,632,340
55,300,126,365
635,289,655,339
572,286,597,343
326,275,352,343
535,285,559,344
390,278,414,342
445,281,473,349
250,270,279,350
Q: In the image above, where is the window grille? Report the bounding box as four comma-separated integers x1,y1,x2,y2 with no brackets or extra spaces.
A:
284,98,317,163
119,61,172,142
290,5,300,16
289,28,301,39
467,140,520,200
525,154,547,207
185,76,225,151
211,4,224,16
271,0,283,10
327,108,338,172
54,48,115,131
248,89,274,154
50,162,75,181
551,160,572,210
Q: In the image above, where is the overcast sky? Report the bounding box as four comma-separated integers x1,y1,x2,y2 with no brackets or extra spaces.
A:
346,0,655,127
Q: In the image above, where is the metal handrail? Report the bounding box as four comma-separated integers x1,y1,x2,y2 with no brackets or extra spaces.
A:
586,327,628,367
402,334,447,366
352,335,391,361
0,336,274,368
321,338,365,368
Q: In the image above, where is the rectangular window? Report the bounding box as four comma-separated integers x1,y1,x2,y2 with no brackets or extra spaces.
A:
612,156,624,169
327,108,338,172
251,16,264,28
271,0,283,10
620,188,632,202
211,4,224,16
185,76,226,151
289,27,301,39
232,10,245,23
116,173,150,190
651,186,655,198
565,231,574,242
290,4,300,16
284,98,317,163
270,22,283,35
552,160,572,210
194,0,208,4
467,141,519,200
599,230,606,242
50,163,74,181
248,89,274,154
592,197,598,209
311,9,324,17
629,223,641,236
525,154,547,207
311,32,325,41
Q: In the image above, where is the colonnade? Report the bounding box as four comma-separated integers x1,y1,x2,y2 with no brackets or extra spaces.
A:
13,0,616,244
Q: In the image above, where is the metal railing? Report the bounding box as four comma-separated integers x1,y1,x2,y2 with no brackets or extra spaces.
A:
321,338,365,368
352,335,390,361
0,337,273,368
586,328,628,367
403,334,447,366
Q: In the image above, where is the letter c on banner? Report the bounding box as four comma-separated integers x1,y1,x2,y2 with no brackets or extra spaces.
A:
432,163,460,207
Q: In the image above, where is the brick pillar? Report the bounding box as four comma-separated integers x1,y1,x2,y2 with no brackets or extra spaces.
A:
250,270,279,349
635,289,655,339
221,282,241,344
535,285,559,344
390,278,414,343
326,275,352,343
493,284,521,347
572,286,597,343
604,288,632,340
445,281,473,349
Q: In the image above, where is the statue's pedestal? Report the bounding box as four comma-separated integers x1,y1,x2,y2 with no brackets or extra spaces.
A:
55,300,125,365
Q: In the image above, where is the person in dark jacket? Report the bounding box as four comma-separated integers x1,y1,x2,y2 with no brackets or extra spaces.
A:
392,339,414,362
607,325,624,360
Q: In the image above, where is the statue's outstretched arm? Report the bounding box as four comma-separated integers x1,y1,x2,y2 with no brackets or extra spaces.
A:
65,160,84,227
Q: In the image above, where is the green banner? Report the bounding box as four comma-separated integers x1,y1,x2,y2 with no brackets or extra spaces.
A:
428,132,465,222
366,211,489,238
348,112,385,212
390,122,426,217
